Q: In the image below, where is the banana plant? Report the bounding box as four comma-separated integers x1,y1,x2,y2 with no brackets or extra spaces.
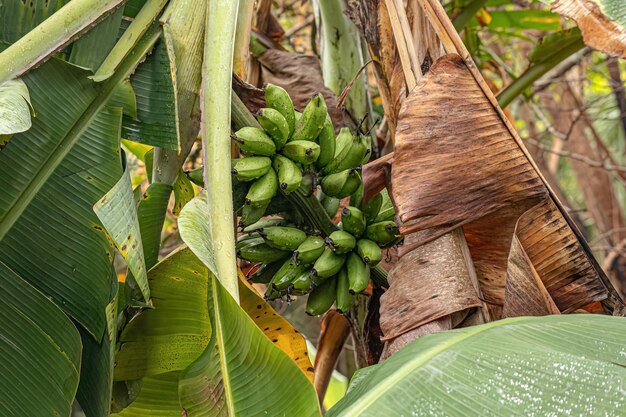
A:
1,0,626,416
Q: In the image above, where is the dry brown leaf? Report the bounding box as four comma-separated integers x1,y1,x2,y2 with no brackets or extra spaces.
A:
379,229,482,341
550,0,626,58
392,54,547,244
232,74,265,115
502,235,560,318
313,311,351,406
463,205,538,319
380,316,451,360
361,153,393,204
379,53,621,342
516,199,609,313
258,49,343,127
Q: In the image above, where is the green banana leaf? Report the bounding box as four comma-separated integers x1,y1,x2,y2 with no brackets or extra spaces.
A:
528,28,584,64
0,24,161,337
137,182,173,267
69,7,125,71
0,0,70,43
0,261,81,417
151,0,205,187
178,192,218,276
178,270,322,417
94,168,151,304
76,285,119,417
122,38,178,150
327,315,626,416
112,372,182,417
177,193,320,416
0,60,121,337
0,79,32,143
115,247,211,381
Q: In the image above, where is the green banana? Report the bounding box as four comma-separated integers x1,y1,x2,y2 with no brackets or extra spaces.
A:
245,168,278,207
326,230,356,254
239,201,269,227
282,140,320,165
242,218,287,233
341,170,362,198
291,268,313,294
232,127,276,156
365,220,399,246
349,181,364,208
270,258,305,291
273,154,302,194
335,267,355,313
236,239,290,263
249,261,283,284
231,156,272,182
312,247,346,279
320,194,341,218
264,83,296,138
320,168,361,198
264,284,284,301
257,107,289,150
374,188,395,222
341,206,366,238
291,93,328,142
355,239,382,266
315,116,336,169
294,235,326,265
306,277,336,316
322,132,367,174
259,226,307,251
346,252,370,294
236,232,261,245
363,193,383,224
333,128,353,156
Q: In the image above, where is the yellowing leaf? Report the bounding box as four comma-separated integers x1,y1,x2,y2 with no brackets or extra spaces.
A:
238,270,315,382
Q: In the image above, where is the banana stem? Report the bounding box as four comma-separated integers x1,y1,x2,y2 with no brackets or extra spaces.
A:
202,0,240,301
285,188,338,235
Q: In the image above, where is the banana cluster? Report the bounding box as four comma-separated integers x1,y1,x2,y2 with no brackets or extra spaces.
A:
233,84,339,227
233,83,373,227
238,193,399,316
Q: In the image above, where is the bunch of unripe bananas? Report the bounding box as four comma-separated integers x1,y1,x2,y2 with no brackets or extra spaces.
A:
237,190,399,316
227,83,399,315
232,83,371,226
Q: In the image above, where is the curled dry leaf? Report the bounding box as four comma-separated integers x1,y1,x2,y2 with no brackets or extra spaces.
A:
392,55,547,241
548,0,626,58
502,236,560,318
258,49,343,127
516,199,609,313
379,228,483,342
232,73,265,115
377,53,622,343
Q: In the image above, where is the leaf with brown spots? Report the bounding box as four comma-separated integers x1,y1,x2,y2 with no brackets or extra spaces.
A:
238,270,314,383
94,167,151,305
